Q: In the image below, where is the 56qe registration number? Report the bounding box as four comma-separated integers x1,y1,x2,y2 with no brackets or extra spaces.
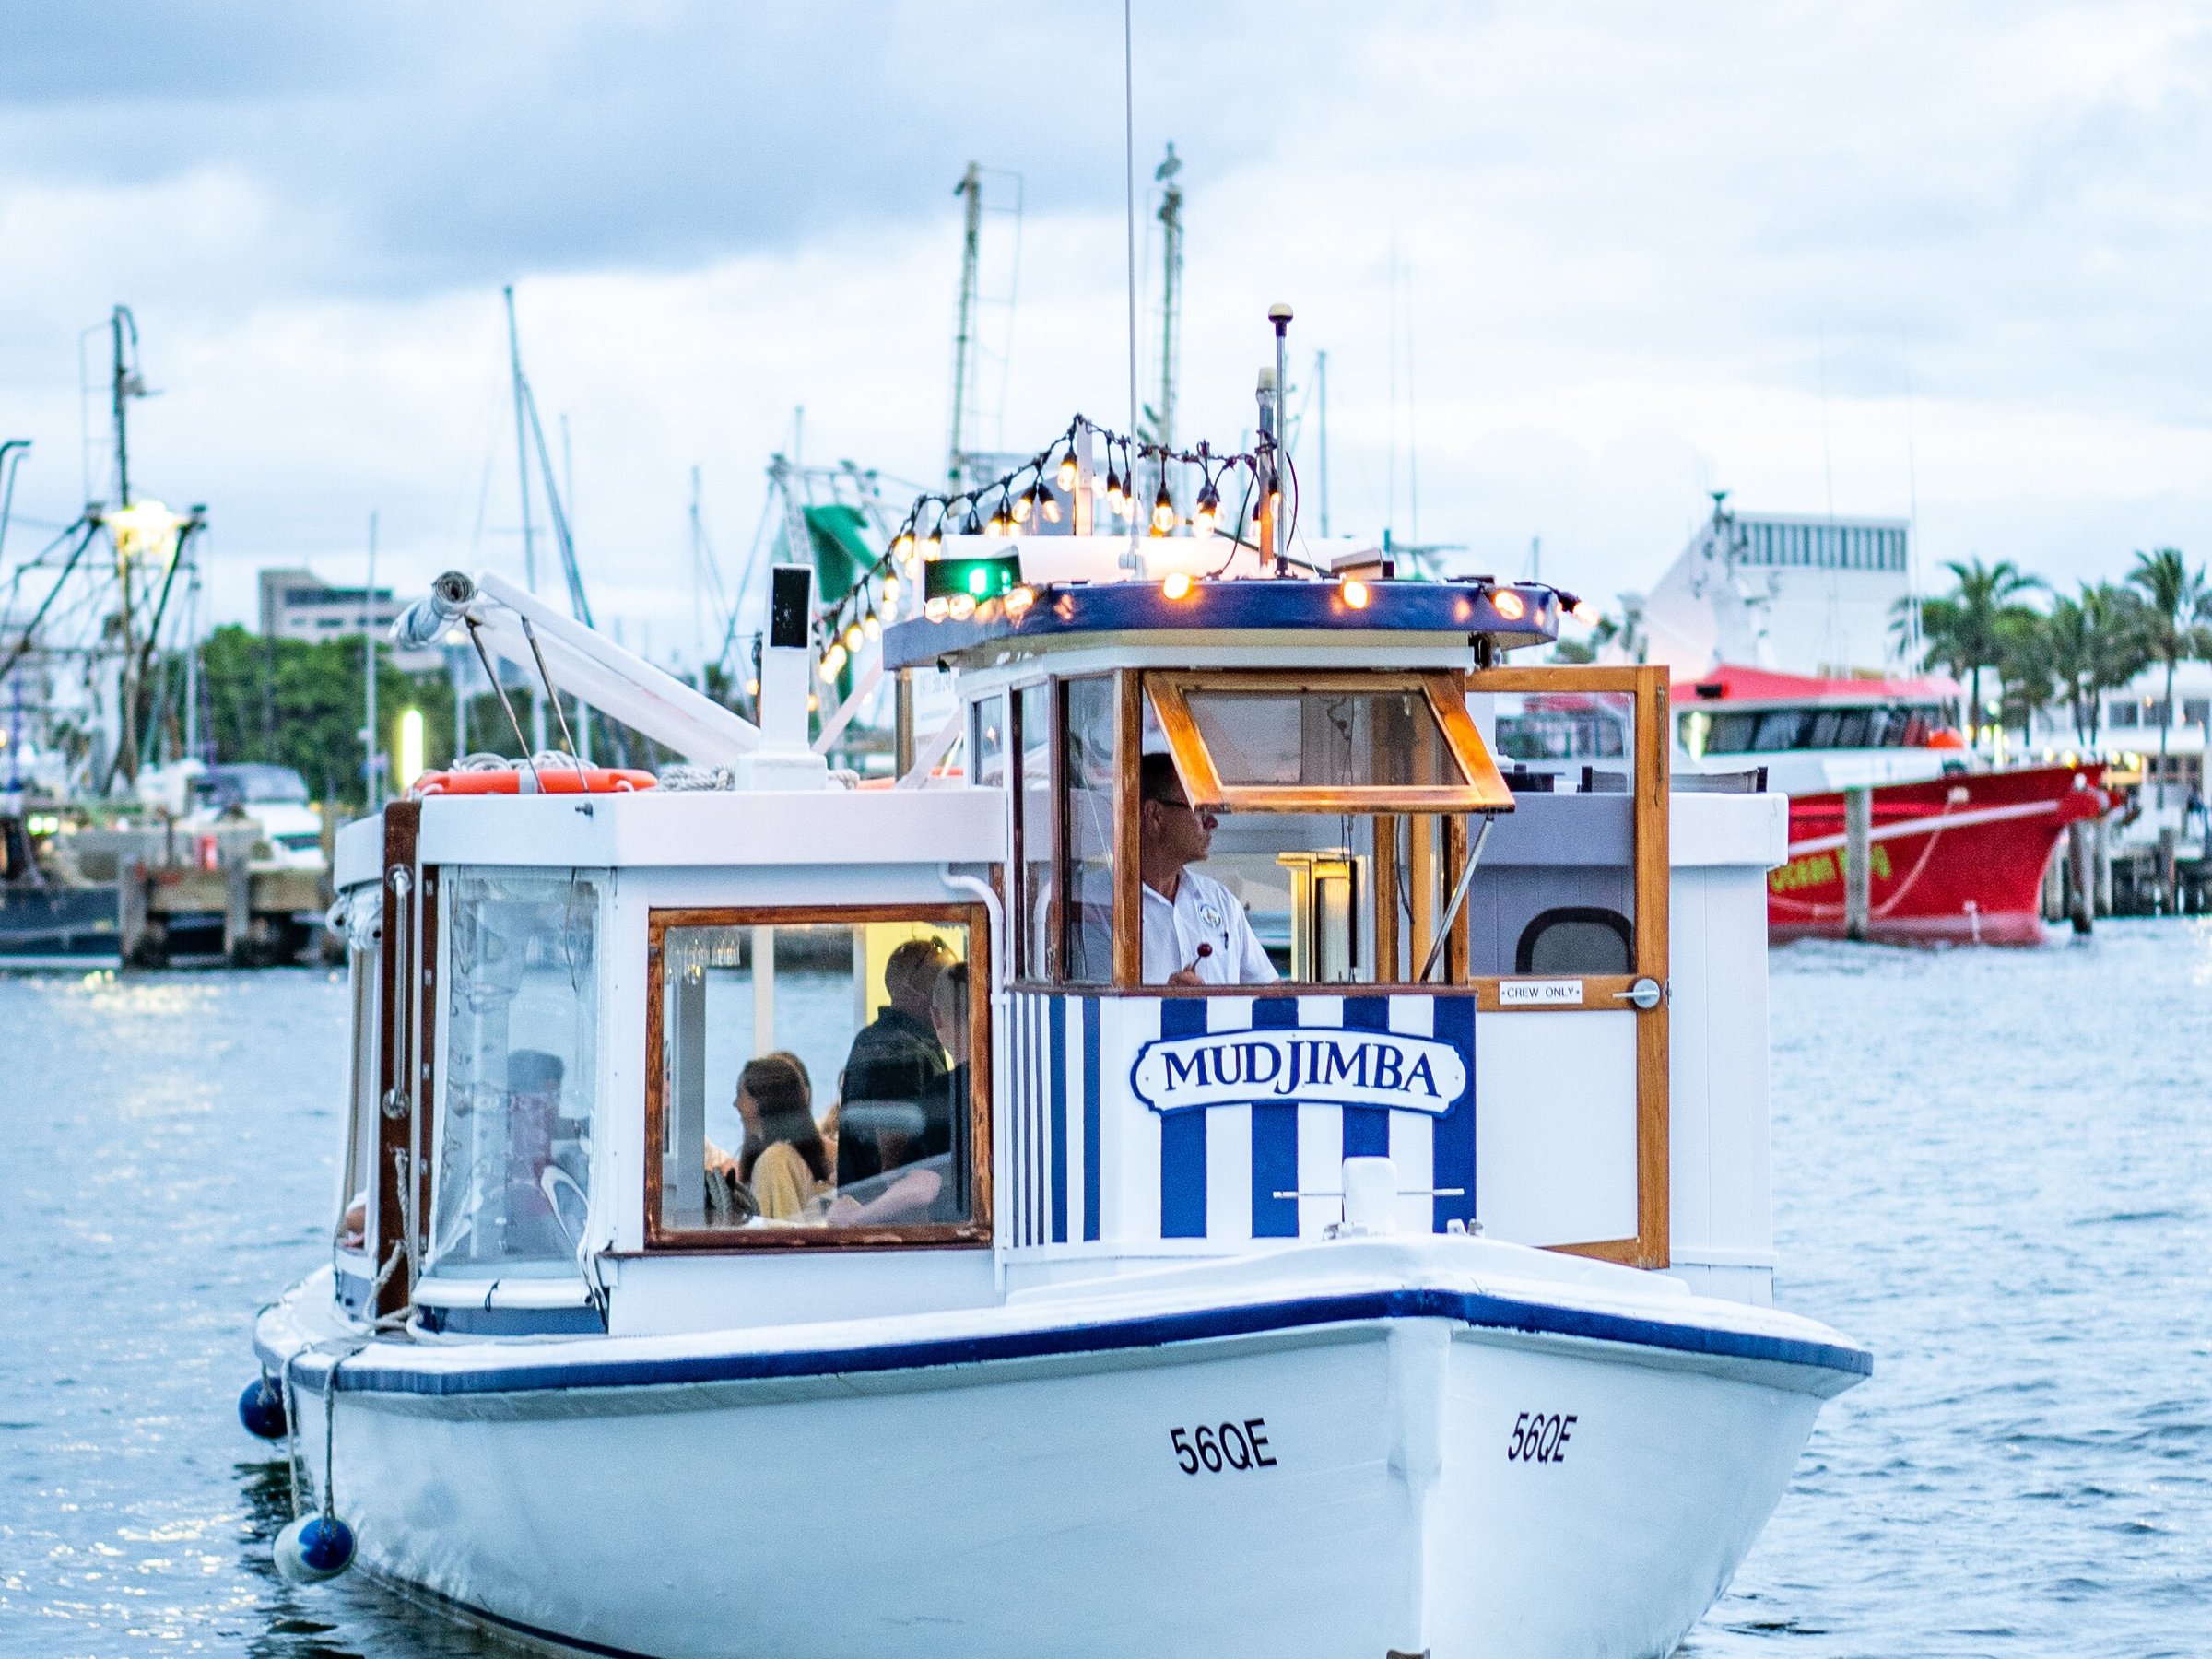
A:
1170,1418,1277,1475
1507,1411,1576,1464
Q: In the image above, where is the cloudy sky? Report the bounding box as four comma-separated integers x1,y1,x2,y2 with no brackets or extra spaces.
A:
3,2,2207,662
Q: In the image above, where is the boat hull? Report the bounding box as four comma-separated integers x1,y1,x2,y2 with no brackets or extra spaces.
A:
263,1253,1865,1659
1768,762,2105,945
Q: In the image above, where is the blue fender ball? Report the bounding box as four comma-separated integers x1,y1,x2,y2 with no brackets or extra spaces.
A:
274,1513,356,1583
239,1377,288,1441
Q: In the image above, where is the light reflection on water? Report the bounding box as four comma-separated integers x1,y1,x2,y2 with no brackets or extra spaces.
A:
1,925,2206,1656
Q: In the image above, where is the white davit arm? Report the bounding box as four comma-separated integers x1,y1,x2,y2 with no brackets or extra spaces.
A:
392,570,761,762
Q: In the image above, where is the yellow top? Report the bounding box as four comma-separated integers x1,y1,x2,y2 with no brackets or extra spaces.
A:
751,1141,820,1222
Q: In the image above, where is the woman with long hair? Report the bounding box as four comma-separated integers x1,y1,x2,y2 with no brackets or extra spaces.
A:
735,1052,830,1221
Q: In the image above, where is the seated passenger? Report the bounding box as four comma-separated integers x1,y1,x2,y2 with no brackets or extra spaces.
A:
734,1053,830,1222
834,937,951,1190
1137,753,1277,987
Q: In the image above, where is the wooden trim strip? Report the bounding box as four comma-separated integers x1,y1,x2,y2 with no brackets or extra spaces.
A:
372,800,419,1321
1112,669,1144,988
1631,663,1673,1269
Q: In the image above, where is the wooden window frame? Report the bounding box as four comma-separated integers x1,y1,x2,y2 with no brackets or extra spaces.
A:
1146,669,1514,815
643,902,994,1253
1466,663,1672,1271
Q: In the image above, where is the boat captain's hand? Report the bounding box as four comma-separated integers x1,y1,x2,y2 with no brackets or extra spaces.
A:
1166,967,1205,987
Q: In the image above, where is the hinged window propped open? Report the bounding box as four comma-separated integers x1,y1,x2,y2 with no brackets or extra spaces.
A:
1147,671,1513,814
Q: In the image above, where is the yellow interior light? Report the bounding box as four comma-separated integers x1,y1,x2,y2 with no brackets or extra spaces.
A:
1340,577,1371,610
1161,571,1193,601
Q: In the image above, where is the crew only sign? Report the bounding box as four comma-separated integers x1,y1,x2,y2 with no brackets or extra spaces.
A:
1130,1025,1470,1116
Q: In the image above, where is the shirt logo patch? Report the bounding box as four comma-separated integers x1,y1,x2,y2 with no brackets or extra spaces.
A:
1197,900,1224,930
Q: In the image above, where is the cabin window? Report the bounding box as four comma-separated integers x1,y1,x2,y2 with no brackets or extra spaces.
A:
1017,683,1054,979
649,906,989,1248
1063,677,1118,983
1463,687,1639,978
425,869,600,1277
1133,672,1511,987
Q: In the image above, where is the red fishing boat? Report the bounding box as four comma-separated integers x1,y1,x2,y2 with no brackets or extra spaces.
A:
1674,666,2109,945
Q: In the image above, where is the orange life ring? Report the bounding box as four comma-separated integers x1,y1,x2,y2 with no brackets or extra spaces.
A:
414,765,658,796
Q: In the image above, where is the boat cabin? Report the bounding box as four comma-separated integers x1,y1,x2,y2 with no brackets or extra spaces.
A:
325,560,1787,1340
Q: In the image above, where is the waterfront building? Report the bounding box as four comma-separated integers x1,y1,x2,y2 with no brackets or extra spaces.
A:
257,567,441,670
1630,501,1914,680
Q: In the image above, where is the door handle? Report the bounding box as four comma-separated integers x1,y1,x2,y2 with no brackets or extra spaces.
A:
1613,976,1664,1011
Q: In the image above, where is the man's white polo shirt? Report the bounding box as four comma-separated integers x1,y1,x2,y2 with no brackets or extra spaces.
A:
1140,869,1278,985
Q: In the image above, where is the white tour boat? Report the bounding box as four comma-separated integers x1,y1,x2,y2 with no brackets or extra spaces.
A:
246,401,1866,1659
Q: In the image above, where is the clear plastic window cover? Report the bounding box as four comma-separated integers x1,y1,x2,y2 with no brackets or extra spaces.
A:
1186,688,1457,789
427,868,600,1277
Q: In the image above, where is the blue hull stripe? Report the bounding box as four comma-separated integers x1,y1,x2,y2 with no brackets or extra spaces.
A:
302,1288,1871,1400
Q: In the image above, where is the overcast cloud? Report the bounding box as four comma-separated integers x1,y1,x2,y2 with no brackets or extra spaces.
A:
3,2,2208,653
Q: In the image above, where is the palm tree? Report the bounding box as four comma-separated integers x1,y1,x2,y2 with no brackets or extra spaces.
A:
2126,547,2212,800
1917,559,2041,745
2041,594,2095,739
2082,582,2152,747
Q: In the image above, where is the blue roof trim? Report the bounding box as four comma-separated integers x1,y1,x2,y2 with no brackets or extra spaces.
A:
883,578,1559,670
308,1288,1870,1399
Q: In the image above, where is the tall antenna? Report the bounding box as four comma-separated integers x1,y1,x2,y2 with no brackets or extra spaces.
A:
947,163,982,488
1314,350,1330,538
1144,143,1184,508
363,510,379,808
1123,0,1141,571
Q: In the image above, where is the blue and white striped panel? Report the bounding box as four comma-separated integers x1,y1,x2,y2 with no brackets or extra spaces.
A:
1091,993,1479,1245
1003,993,1105,1248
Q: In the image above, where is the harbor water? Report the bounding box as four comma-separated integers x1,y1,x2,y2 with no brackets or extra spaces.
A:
3,924,2208,1656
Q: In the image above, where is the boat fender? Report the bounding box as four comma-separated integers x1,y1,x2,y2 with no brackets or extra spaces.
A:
273,1513,356,1584
237,1375,288,1441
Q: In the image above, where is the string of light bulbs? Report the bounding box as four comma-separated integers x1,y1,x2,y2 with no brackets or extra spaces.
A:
807,415,1273,680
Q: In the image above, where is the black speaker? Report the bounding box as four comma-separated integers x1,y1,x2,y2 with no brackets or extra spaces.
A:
768,565,811,650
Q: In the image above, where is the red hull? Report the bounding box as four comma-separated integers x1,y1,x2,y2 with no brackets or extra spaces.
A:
1769,763,2108,946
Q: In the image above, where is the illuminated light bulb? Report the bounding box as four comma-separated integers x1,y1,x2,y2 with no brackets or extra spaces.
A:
1105,466,1127,516
1151,484,1177,535
807,693,819,712
1039,488,1062,524
1194,479,1221,534
1090,473,1108,498
1339,577,1371,610
947,593,976,620
988,496,1015,536
843,622,864,651
1011,488,1033,525
881,575,899,600
924,596,950,621
1005,585,1036,619
747,677,760,697
891,532,915,561
1491,589,1526,621
820,643,848,680
1056,454,1079,491
1571,599,1600,624
1161,571,1193,601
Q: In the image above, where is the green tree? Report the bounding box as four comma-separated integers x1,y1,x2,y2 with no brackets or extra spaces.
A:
1915,559,2041,742
2125,547,2212,791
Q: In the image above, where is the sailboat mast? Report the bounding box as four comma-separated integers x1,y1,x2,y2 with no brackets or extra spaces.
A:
503,286,547,753
947,164,982,488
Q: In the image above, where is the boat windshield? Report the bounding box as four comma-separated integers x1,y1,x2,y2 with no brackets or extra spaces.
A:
426,869,600,1277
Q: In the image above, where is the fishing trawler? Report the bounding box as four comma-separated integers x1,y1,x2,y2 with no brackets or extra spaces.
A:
1675,666,2108,944
244,365,1866,1658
